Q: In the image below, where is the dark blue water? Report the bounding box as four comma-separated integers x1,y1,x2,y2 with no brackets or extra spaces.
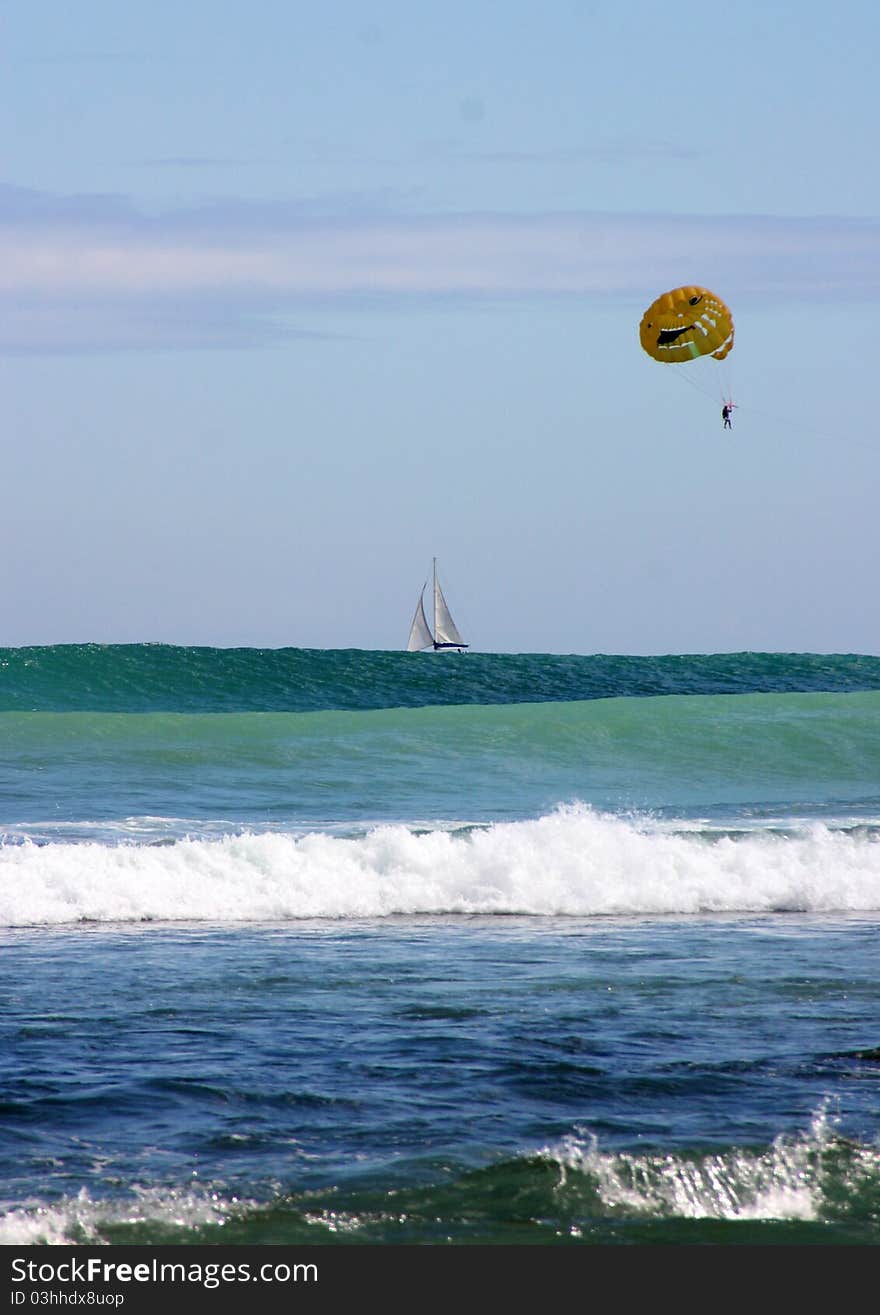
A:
2,916,879,1244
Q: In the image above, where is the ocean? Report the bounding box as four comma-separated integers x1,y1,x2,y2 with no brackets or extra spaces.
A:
2,645,880,1253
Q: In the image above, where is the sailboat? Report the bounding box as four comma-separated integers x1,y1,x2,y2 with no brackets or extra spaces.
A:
406,558,469,652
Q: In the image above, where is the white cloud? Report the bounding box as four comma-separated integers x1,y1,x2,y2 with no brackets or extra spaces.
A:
1,185,877,353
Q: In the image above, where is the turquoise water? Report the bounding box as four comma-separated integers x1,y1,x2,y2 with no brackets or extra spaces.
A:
2,644,879,712
1,646,879,1245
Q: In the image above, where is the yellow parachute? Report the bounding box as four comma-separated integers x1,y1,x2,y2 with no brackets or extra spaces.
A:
639,286,734,364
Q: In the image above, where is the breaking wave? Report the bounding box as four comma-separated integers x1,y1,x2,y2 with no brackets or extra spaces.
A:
3,805,880,927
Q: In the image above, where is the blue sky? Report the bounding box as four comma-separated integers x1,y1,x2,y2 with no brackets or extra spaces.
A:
2,0,878,653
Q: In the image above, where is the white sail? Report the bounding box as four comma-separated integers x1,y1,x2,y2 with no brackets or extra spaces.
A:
406,586,434,651
432,562,466,647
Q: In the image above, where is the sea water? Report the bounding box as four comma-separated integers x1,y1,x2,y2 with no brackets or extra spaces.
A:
1,646,879,1245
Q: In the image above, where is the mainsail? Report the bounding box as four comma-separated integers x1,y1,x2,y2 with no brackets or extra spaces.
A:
406,559,468,651
433,572,465,647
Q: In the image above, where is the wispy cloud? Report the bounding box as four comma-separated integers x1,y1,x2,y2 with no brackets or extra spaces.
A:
133,157,250,170
1,185,877,354
438,137,705,165
20,51,151,65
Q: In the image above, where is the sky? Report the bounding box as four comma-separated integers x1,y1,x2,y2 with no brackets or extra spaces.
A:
1,0,879,655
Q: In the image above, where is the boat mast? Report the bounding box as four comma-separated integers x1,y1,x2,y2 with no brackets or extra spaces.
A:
432,557,438,643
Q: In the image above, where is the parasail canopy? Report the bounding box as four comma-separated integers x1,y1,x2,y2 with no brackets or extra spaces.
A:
639,286,734,365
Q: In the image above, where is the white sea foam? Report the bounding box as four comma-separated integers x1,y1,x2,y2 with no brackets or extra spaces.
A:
540,1104,877,1222
2,804,880,927
0,1185,249,1246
